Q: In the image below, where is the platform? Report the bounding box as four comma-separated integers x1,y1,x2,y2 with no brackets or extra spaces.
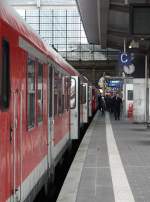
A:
57,111,150,202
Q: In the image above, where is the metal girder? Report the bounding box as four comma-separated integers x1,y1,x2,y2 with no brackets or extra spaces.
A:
76,0,99,44
97,0,110,48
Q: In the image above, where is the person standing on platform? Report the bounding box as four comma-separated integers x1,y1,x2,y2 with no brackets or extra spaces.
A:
113,93,122,120
98,94,106,116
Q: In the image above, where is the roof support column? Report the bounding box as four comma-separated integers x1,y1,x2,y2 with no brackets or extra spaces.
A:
97,0,109,48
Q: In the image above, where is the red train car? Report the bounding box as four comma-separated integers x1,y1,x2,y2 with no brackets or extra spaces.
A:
92,87,98,114
0,2,97,202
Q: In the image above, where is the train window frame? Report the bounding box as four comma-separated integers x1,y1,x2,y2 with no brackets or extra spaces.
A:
37,62,43,123
0,39,10,111
70,78,76,109
27,57,36,130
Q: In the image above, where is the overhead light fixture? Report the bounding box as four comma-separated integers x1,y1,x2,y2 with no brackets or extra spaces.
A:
128,39,139,49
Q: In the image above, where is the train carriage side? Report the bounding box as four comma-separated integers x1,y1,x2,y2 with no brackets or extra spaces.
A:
46,47,81,160
0,18,50,202
0,2,91,201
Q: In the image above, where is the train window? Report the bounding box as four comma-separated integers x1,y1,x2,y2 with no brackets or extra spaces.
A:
70,78,76,109
37,63,43,123
0,39,10,110
27,58,35,128
82,84,86,104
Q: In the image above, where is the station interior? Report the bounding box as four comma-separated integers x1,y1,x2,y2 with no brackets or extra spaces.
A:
1,0,150,202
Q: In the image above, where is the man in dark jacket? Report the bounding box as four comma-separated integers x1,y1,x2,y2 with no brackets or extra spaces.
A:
113,93,122,120
98,94,105,116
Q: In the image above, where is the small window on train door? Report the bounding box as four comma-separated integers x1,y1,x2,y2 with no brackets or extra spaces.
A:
37,63,43,123
82,84,86,104
48,66,53,118
0,39,10,110
70,78,76,109
54,70,59,116
65,77,70,111
27,58,35,129
80,84,83,104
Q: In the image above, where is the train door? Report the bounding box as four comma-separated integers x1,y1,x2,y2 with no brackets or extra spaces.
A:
0,39,11,202
11,88,22,202
0,39,22,201
10,48,23,202
83,83,88,123
47,65,54,170
70,76,80,139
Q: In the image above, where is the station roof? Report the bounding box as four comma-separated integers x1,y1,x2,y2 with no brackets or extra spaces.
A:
76,0,150,49
76,0,109,48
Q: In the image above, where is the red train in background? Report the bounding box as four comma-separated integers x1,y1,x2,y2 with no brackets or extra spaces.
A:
0,2,97,202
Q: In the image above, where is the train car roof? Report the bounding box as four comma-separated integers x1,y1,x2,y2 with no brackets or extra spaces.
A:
0,1,79,76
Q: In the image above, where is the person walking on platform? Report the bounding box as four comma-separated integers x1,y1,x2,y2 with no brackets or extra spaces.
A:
113,93,122,120
98,94,106,116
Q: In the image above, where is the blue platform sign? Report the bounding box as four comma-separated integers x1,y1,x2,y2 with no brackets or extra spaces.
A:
119,52,132,65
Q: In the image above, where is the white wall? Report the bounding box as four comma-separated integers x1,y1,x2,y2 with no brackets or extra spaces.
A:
125,83,133,116
133,78,150,123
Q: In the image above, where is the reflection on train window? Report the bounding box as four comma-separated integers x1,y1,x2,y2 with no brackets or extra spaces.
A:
82,84,86,104
70,78,76,109
128,90,133,100
37,63,43,123
0,39,10,110
27,58,35,128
